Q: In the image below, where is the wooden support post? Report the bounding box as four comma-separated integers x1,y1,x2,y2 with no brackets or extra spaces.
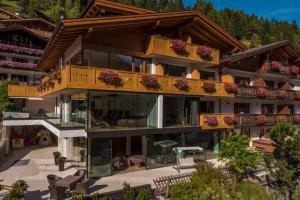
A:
191,69,200,79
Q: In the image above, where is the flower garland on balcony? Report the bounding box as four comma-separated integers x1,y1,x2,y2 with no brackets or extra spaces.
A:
202,82,216,93
293,115,300,124
206,116,218,126
0,43,43,56
256,87,266,98
271,61,283,72
98,70,124,87
224,82,237,94
197,45,212,60
223,116,235,125
171,39,189,56
255,115,267,125
174,79,190,91
141,74,160,89
276,115,287,122
277,90,288,99
0,60,37,70
294,91,300,100
290,65,300,76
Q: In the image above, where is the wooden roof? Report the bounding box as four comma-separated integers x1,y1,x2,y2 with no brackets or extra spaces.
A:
222,40,300,65
0,8,23,20
82,0,155,18
38,11,246,71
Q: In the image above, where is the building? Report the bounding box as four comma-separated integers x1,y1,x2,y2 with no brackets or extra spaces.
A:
3,1,300,177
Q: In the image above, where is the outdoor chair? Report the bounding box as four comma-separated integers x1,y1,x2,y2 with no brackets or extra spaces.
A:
47,174,62,187
75,179,90,195
73,169,86,182
175,157,196,173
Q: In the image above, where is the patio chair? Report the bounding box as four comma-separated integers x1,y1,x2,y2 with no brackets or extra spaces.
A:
75,179,90,195
175,157,196,173
47,174,62,187
73,169,86,182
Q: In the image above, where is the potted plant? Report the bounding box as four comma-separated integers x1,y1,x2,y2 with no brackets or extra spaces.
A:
223,116,235,125
277,90,288,99
206,116,218,126
140,74,160,89
53,151,61,165
171,39,189,56
256,87,266,98
174,79,190,91
294,91,300,100
224,82,237,94
58,156,66,171
79,149,85,162
202,82,216,93
290,65,299,76
98,70,124,87
255,115,267,125
271,61,283,72
293,115,300,124
197,45,212,60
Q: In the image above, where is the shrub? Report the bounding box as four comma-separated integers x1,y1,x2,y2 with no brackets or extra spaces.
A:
123,182,137,200
224,82,237,93
171,39,188,56
136,188,152,200
202,82,216,93
70,192,85,200
57,156,66,163
256,87,266,98
53,151,61,158
277,90,288,99
255,115,267,125
236,181,271,200
290,65,300,76
197,45,212,60
293,185,300,200
271,61,283,72
174,79,190,91
140,74,160,89
98,70,124,87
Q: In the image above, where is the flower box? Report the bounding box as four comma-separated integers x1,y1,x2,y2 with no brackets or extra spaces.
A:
277,90,288,99
276,115,287,122
255,115,267,125
294,91,300,100
206,116,218,126
224,82,237,93
202,83,216,93
141,74,160,89
223,116,235,125
293,115,300,123
0,43,43,56
0,60,36,70
171,39,189,56
197,45,212,60
256,87,266,98
290,65,299,76
174,79,190,91
271,61,283,72
98,70,124,87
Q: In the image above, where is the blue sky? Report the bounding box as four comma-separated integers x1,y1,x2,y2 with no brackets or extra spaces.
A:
183,0,300,23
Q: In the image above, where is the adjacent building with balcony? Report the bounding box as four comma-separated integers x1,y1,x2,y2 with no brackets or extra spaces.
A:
3,1,300,177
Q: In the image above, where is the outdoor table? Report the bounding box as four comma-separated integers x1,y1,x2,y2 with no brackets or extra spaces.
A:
127,155,145,167
55,175,81,189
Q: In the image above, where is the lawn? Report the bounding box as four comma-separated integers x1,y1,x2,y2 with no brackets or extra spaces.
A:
237,181,271,200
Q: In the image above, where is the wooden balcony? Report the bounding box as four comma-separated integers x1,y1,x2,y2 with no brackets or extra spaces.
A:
236,86,294,100
200,114,234,129
8,84,40,97
146,36,219,66
8,65,234,98
234,114,295,126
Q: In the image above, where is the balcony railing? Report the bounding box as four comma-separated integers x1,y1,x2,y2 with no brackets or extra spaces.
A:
236,86,294,100
146,35,219,65
8,65,234,98
8,84,40,97
234,114,296,126
199,114,235,129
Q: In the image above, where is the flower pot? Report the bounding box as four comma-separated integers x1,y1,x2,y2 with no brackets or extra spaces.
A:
58,162,64,171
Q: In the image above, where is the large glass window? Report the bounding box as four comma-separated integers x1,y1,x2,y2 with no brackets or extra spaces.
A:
109,53,132,71
83,50,109,67
165,65,186,77
88,92,157,130
234,103,250,114
71,137,87,169
200,71,215,80
199,101,214,113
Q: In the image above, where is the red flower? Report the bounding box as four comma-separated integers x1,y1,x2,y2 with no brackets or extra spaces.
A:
206,116,218,126
99,70,124,87
256,88,266,98
277,90,288,99
293,115,300,123
141,74,160,89
224,82,237,93
271,61,283,72
197,45,212,60
255,115,267,125
224,116,235,125
171,39,188,56
290,65,299,76
174,79,190,91
202,83,216,93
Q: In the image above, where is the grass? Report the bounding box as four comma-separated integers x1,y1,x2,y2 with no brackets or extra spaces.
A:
237,181,271,200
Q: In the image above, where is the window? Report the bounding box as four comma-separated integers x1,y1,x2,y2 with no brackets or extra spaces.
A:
261,104,273,114
200,101,214,113
109,53,132,71
234,103,249,114
235,77,250,86
83,50,109,67
200,71,215,80
265,80,274,88
165,65,186,77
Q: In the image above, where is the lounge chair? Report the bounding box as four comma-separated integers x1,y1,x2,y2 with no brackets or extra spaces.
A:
47,174,62,187
75,179,90,195
175,157,196,173
73,169,86,182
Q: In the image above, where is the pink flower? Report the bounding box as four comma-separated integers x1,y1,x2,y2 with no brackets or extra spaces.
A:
206,116,218,126
290,65,299,76
256,87,266,98
0,43,43,56
224,82,237,93
294,91,300,100
174,79,190,91
293,115,300,123
277,90,288,99
0,60,36,69
197,45,212,60
99,70,124,87
271,61,283,72
141,74,160,89
202,83,216,93
171,39,188,56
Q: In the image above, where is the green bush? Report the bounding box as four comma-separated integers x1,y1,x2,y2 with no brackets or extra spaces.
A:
236,181,270,200
136,188,152,200
293,185,300,200
123,182,137,200
70,191,85,200
122,182,152,200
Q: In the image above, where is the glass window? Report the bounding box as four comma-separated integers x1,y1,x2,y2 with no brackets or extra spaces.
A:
200,71,215,80
261,104,273,114
109,53,132,71
83,49,109,67
199,101,214,113
134,57,142,72
165,65,186,77
71,137,87,169
265,80,274,88
235,77,250,86
234,103,249,114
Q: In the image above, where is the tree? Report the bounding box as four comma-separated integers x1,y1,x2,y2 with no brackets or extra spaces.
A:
0,81,13,116
0,0,20,13
217,133,262,179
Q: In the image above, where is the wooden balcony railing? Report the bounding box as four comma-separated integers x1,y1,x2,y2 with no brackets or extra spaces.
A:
8,84,40,97
236,86,294,99
146,36,219,65
200,114,235,129
234,114,295,126
8,65,234,98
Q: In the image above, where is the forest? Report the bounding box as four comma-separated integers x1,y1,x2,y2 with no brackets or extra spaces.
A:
1,0,300,49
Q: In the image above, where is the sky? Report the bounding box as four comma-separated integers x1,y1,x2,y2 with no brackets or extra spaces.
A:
183,0,300,23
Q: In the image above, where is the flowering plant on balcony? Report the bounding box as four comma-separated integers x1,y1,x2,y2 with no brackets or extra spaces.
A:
276,115,287,122
277,90,288,99
174,79,190,91
224,82,237,94
223,116,235,125
0,43,43,56
202,82,216,93
37,84,45,92
171,39,189,56
256,87,266,98
197,45,212,60
98,70,124,87
53,71,62,83
290,65,300,76
294,91,300,100
255,115,267,125
0,60,36,70
271,61,283,72
293,115,300,123
206,116,218,126
141,74,160,89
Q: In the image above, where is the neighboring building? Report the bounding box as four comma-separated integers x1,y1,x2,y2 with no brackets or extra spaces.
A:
3,1,300,177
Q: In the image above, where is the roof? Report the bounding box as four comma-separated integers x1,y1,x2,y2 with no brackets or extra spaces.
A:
82,0,155,18
0,18,55,28
38,11,246,70
0,27,51,40
0,8,23,20
221,40,300,64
